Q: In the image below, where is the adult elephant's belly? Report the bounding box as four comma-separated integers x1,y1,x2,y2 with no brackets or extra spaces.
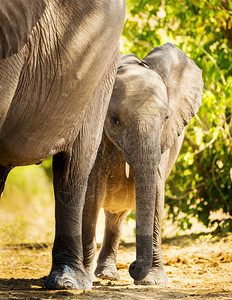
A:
0,46,101,167
0,92,86,167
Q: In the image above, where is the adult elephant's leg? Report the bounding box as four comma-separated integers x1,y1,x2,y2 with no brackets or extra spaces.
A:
45,145,92,290
46,133,102,290
0,165,10,195
134,153,169,286
95,210,128,281
45,49,119,290
82,163,105,275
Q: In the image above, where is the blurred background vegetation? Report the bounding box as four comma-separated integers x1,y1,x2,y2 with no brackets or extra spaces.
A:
0,0,231,245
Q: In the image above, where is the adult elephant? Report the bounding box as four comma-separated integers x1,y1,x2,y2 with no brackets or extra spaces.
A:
0,0,125,290
82,43,204,284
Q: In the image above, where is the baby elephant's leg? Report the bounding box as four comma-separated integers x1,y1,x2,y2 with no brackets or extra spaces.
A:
95,210,128,281
82,164,105,276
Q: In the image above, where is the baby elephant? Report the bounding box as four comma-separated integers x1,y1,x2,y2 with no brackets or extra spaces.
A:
82,43,203,285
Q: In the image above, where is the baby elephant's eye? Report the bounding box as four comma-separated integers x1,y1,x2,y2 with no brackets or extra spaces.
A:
164,113,169,121
111,115,120,125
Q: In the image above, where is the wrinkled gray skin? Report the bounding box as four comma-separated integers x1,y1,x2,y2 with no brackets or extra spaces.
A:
83,43,204,284
0,0,125,290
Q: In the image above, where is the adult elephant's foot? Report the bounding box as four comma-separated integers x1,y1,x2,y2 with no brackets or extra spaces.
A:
134,267,169,286
44,265,92,290
94,262,120,281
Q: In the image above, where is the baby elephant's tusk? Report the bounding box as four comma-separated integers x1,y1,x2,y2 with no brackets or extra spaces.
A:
125,162,130,178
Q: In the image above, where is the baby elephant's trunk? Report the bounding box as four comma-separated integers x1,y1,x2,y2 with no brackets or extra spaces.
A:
127,155,158,280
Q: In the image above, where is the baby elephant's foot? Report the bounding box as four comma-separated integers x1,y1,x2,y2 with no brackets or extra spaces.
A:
45,265,92,290
134,267,169,286
95,263,120,281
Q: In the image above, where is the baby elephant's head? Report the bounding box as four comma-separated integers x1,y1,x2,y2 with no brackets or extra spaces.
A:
105,43,203,166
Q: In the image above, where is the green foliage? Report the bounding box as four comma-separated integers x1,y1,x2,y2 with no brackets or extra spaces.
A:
121,0,162,57
122,0,232,231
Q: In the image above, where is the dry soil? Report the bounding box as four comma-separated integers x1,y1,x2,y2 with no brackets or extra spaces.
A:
0,233,232,299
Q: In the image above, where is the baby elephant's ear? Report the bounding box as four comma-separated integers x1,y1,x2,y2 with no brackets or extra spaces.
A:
143,43,204,153
0,0,46,58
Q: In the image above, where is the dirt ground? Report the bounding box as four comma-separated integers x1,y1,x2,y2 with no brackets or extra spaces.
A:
0,233,232,300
